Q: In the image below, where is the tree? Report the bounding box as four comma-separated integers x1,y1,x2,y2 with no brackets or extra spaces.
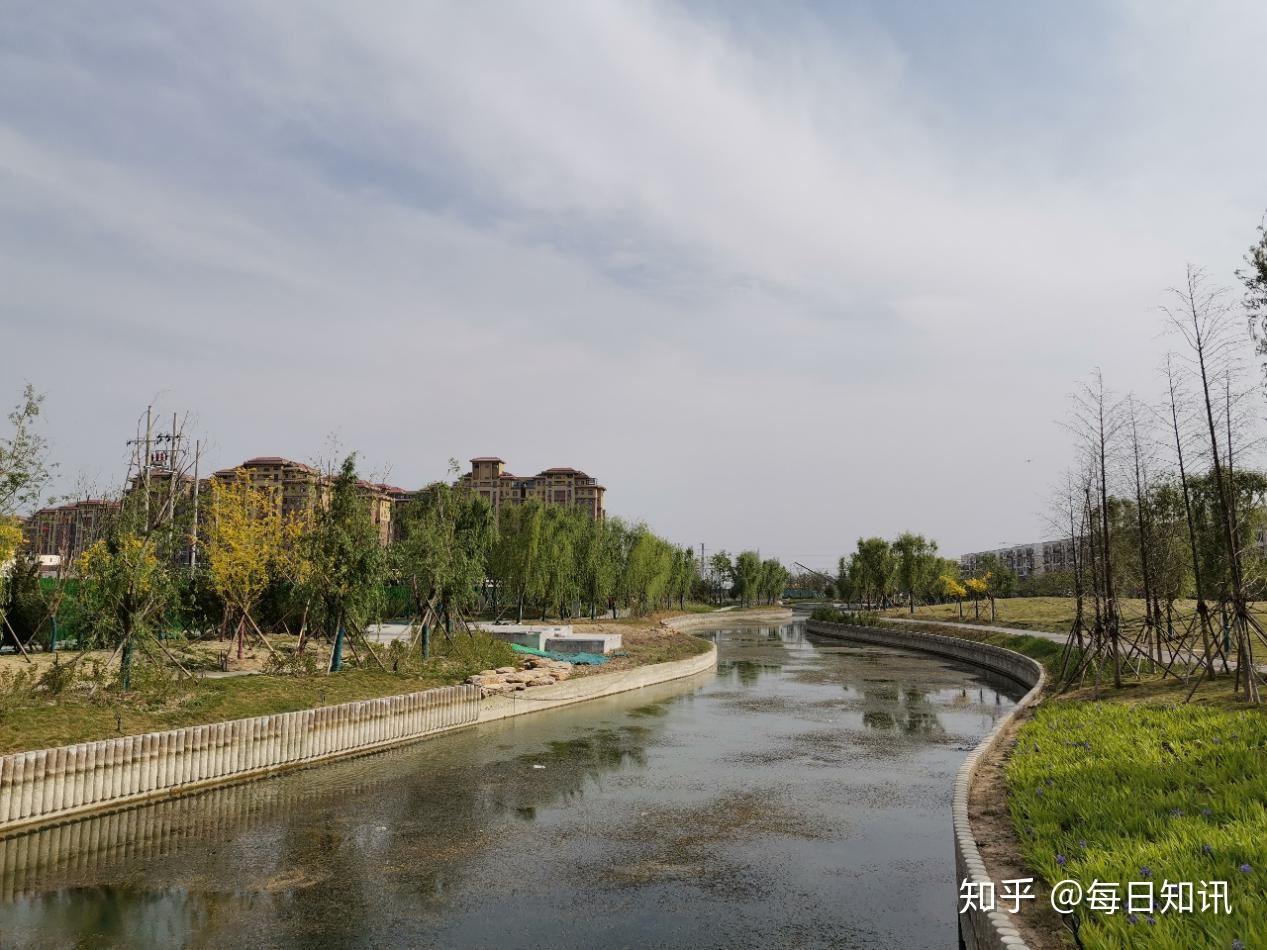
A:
758,557,788,605
851,537,894,609
893,532,938,614
670,546,698,610
834,555,855,603
1240,216,1267,369
0,384,51,517
489,500,544,622
622,525,673,615
0,385,52,650
938,573,967,619
964,574,989,621
303,455,387,672
539,505,581,619
973,553,1016,621
204,471,298,661
394,481,492,656
577,516,622,619
733,550,762,607
77,531,175,689
709,551,734,604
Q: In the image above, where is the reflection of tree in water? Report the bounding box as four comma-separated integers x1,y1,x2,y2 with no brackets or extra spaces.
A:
852,680,946,736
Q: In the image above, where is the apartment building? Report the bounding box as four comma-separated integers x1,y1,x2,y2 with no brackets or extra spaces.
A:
460,457,606,519
958,537,1080,580
209,457,405,546
23,500,120,564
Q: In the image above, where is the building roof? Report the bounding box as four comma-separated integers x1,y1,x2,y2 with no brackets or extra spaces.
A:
33,499,119,515
470,456,505,463
539,467,587,475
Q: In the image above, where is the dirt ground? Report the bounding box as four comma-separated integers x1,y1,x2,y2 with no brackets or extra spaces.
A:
969,707,1075,949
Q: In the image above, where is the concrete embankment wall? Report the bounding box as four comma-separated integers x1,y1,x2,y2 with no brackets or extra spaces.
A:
0,613,732,838
0,685,481,837
806,620,1045,950
476,643,716,725
663,607,794,632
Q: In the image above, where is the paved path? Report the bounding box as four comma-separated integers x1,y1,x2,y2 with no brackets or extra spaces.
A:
879,615,1067,645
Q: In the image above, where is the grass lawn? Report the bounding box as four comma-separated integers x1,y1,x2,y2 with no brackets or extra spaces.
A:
0,665,474,758
883,596,1267,635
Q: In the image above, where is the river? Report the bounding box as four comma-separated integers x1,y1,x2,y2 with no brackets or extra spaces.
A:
0,619,1021,949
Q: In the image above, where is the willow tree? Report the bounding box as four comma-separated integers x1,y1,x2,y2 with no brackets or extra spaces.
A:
622,525,673,615
534,506,578,619
489,500,544,623
893,532,938,614
851,537,894,609
394,481,492,657
670,546,699,610
732,550,762,607
576,514,621,619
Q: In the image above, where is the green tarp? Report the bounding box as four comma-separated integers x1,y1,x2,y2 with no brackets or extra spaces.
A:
509,643,607,665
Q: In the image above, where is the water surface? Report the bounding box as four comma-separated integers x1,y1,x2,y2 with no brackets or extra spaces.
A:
0,621,1021,949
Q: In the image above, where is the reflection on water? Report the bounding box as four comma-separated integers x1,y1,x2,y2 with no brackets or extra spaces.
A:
0,621,1019,949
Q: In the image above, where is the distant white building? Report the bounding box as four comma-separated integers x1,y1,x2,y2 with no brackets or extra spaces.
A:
958,538,1080,580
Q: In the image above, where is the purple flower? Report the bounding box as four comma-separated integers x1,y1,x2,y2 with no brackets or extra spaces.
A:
1036,788,1044,798
1127,913,1139,925
1079,839,1087,849
1239,863,1252,874
1056,854,1067,866
1170,807,1184,817
1140,866,1152,878
1146,914,1156,926
1232,940,1244,950
1201,807,1213,818
1202,844,1213,856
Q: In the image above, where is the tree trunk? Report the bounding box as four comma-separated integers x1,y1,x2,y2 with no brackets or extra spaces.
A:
330,618,345,673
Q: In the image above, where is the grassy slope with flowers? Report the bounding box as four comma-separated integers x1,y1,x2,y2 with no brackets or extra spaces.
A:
1008,688,1265,950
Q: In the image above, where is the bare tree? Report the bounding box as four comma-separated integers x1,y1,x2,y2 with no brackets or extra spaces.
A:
1163,266,1265,702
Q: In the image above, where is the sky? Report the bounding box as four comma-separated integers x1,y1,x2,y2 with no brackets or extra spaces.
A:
2,1,1266,571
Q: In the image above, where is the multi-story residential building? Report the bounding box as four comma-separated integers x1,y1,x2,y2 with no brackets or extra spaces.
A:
210,457,330,522
23,500,120,564
460,457,606,519
958,537,1081,580
209,458,404,546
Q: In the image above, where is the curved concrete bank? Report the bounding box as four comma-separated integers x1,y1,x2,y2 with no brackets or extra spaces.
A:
0,621,724,838
806,620,1046,950
663,606,794,632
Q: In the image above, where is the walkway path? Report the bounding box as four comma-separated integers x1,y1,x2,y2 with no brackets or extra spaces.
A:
880,615,1066,645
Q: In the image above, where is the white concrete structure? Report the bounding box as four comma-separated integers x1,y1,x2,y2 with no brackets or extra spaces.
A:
473,623,623,654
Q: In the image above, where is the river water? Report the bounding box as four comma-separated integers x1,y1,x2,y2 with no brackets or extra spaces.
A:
0,620,1021,949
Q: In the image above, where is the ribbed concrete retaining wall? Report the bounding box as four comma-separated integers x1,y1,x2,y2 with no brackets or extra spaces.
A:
806,620,1045,950
0,613,736,838
0,684,480,837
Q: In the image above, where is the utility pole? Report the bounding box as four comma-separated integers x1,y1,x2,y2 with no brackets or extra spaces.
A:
190,439,201,569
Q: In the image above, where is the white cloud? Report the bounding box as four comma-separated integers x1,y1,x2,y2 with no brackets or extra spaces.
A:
1,0,1265,566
